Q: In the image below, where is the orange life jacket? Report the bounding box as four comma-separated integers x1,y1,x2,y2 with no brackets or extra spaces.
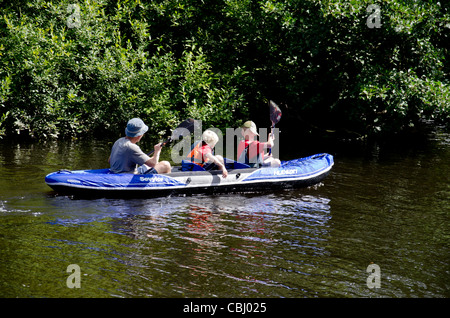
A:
187,142,211,167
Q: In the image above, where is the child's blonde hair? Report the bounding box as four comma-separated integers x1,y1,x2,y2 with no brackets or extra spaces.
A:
202,130,219,147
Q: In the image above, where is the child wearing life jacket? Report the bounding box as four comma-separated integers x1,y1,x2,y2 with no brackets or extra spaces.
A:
237,121,281,168
188,130,228,178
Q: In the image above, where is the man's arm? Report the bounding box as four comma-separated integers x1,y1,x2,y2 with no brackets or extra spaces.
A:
144,143,162,167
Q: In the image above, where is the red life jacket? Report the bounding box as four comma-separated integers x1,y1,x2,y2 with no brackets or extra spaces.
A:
237,140,264,167
187,142,212,167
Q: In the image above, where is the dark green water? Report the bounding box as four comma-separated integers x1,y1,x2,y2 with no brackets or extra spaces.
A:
0,128,448,298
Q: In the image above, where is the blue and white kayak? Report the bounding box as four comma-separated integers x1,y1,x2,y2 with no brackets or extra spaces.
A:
45,153,334,198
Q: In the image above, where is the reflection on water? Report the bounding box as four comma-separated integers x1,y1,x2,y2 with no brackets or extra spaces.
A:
53,194,333,297
109,194,332,298
0,128,449,298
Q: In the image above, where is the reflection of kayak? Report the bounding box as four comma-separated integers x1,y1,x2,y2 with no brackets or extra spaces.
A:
45,153,334,198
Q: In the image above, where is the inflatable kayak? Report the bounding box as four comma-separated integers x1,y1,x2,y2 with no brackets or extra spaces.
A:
45,153,334,198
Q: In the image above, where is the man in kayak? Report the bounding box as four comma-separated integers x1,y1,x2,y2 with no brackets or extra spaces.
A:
187,129,228,178
237,120,281,168
108,118,172,174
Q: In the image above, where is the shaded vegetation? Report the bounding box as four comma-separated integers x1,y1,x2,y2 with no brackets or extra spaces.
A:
0,0,449,141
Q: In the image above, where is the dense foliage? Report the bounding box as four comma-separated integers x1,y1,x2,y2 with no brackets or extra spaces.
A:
0,0,449,140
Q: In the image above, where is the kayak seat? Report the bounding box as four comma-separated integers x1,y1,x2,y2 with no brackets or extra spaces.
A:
181,160,206,172
181,158,250,172
224,158,250,169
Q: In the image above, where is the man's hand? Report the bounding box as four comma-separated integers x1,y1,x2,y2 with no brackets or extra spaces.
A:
153,143,162,153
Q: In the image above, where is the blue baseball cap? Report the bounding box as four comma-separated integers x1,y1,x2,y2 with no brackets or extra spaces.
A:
125,118,148,137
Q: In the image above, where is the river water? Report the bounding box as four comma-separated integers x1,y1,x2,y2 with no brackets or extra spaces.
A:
0,127,448,298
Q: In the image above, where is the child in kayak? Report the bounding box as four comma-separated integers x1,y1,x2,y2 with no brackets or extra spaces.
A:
188,130,228,178
109,118,171,174
237,120,281,168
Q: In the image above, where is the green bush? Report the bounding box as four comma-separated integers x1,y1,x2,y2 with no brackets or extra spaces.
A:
0,0,247,139
0,0,448,140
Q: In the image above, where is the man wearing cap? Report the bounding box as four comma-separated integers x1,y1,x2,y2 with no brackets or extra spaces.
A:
108,118,171,174
237,120,281,168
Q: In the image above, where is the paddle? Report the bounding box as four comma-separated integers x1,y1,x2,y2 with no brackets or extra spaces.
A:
147,118,200,156
268,100,282,155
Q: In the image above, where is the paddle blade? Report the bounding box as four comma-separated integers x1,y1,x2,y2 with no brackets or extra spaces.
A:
147,118,200,156
171,118,200,140
269,100,282,125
